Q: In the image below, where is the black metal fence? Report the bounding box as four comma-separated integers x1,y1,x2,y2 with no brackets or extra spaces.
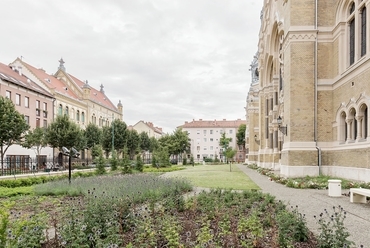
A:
0,156,92,176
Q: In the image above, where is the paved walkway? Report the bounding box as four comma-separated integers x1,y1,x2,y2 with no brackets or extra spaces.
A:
236,164,370,247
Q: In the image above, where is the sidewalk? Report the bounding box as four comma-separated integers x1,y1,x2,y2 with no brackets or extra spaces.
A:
236,164,370,247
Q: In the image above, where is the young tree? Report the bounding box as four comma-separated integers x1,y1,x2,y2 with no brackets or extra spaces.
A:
236,124,246,148
126,129,140,159
22,127,48,157
149,137,159,152
101,119,128,158
0,96,30,175
95,147,106,175
219,132,232,163
139,131,151,152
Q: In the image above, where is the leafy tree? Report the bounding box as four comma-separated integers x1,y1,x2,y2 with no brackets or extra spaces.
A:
225,148,237,164
219,132,232,162
135,154,144,172
101,126,112,157
153,147,170,167
46,115,85,151
120,146,132,174
85,123,102,149
22,127,48,156
101,119,128,158
126,129,140,159
95,150,106,175
158,128,190,162
236,124,246,147
110,150,118,171
0,96,29,174
149,137,159,152
171,128,190,161
139,132,151,152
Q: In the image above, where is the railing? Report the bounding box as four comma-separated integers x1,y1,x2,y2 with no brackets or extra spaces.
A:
0,157,93,176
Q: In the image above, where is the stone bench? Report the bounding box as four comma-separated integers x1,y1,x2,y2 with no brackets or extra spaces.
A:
350,188,370,203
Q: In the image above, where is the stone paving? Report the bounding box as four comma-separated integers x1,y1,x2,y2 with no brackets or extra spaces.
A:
236,164,370,247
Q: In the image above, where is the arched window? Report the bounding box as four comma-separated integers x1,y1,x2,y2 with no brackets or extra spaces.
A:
81,112,85,123
361,6,367,57
76,110,80,121
340,111,347,142
349,2,355,65
58,104,63,115
349,108,357,141
347,1,367,66
359,103,368,139
65,106,69,116
71,108,75,120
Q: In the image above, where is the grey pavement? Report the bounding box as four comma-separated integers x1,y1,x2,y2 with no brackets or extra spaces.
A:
236,164,370,247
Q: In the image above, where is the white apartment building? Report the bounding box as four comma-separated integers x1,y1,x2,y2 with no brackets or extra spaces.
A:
179,119,246,162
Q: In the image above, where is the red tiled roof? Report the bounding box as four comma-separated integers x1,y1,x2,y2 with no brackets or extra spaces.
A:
67,74,117,111
0,62,52,97
178,119,246,128
15,59,79,100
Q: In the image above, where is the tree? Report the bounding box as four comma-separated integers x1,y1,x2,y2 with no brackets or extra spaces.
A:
236,124,246,147
171,128,190,162
0,96,30,175
149,137,159,152
46,115,85,151
85,123,102,149
22,127,48,157
158,128,190,162
101,119,128,158
219,132,232,162
139,132,151,152
126,129,140,159
95,148,106,175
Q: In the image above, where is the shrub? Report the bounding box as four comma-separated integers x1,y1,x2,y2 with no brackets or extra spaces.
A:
314,205,355,248
135,155,144,172
276,205,309,247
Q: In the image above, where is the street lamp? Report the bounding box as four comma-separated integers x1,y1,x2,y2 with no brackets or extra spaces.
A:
277,116,288,136
62,147,80,184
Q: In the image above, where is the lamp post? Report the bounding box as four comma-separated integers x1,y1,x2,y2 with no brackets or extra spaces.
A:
62,147,79,184
277,116,288,136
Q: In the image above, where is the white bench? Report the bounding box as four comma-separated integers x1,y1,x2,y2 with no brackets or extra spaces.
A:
350,188,370,203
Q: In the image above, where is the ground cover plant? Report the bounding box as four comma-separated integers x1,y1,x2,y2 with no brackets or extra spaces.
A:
0,164,356,247
0,181,319,247
247,164,370,189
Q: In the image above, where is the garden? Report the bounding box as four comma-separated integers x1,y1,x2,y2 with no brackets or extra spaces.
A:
0,164,355,247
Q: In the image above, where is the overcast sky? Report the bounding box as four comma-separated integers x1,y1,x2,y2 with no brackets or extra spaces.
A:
1,0,263,133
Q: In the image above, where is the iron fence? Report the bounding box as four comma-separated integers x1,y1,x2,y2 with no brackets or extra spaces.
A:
0,156,92,176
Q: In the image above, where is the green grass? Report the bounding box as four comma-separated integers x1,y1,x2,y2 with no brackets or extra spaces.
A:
164,164,260,190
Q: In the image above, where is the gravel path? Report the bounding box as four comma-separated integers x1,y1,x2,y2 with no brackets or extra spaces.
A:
235,164,370,247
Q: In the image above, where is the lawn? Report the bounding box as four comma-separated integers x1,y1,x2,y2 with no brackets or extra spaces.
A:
164,164,260,190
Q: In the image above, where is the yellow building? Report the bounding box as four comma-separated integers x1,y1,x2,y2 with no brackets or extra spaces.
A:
9,58,123,159
246,0,370,182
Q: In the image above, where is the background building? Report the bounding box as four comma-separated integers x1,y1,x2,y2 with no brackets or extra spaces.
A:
0,62,54,158
5,58,123,161
131,121,164,139
246,0,370,182
179,119,246,163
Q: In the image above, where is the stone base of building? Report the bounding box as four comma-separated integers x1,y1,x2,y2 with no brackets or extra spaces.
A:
279,164,370,182
321,166,370,183
280,164,320,178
